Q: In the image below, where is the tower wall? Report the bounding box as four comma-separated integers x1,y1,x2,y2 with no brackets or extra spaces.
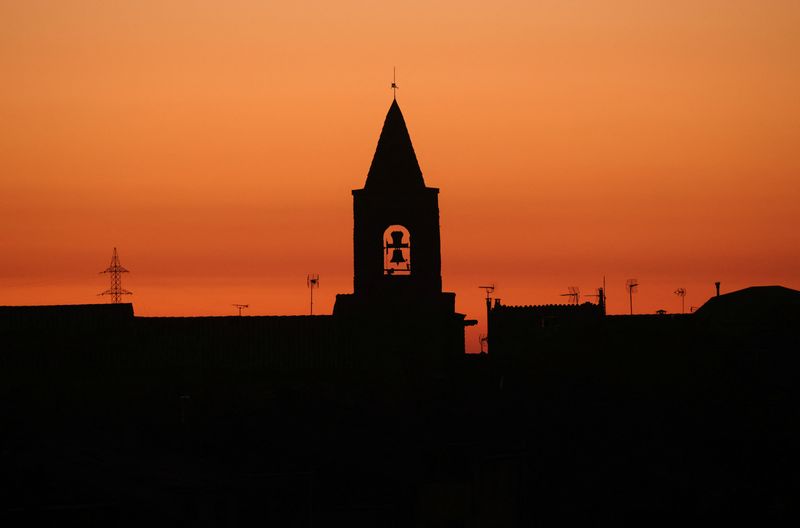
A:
352,187,443,301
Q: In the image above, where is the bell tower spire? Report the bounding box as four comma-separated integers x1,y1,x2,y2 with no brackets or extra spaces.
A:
333,97,472,359
335,99,453,314
364,99,425,191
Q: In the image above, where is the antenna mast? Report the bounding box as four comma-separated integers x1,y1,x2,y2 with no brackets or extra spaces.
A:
307,274,319,315
674,288,686,314
232,304,249,316
98,247,132,303
626,278,638,315
478,284,495,353
478,334,488,354
560,286,580,305
585,286,605,312
479,284,495,320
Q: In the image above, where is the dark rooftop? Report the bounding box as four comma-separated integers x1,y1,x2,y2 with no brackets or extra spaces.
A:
694,285,800,325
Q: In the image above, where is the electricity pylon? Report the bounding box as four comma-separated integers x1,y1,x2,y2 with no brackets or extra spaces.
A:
98,247,132,303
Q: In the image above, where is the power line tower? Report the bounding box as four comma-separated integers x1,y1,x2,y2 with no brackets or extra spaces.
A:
626,278,638,315
98,247,132,303
307,274,319,315
232,304,249,316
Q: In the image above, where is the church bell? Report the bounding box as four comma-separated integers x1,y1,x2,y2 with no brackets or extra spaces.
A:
384,228,410,272
389,230,405,247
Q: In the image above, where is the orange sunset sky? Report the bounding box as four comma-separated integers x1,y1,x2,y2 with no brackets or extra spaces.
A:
1,1,799,351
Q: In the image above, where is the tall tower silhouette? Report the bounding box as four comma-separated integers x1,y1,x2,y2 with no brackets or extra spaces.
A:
336,99,453,313
99,247,132,303
334,99,473,357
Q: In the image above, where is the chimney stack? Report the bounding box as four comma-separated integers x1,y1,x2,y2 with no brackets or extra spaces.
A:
715,281,721,297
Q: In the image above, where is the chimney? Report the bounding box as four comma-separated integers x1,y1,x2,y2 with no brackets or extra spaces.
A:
715,281,721,297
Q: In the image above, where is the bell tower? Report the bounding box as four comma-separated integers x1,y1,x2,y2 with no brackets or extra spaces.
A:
335,99,455,315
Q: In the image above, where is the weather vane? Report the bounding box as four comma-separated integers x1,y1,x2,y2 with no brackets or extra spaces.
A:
391,67,398,99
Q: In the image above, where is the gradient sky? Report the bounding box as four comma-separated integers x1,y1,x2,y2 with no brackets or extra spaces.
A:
2,1,799,351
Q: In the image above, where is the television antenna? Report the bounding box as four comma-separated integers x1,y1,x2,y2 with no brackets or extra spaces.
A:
479,284,495,305
674,288,687,314
307,274,320,315
626,278,639,315
478,285,495,353
560,286,580,305
232,304,249,316
98,247,132,303
479,283,495,322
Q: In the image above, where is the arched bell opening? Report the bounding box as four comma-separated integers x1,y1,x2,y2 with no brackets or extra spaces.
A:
383,225,411,276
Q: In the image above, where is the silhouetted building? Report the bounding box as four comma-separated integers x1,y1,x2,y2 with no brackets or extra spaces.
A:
693,285,800,329
334,99,474,361
488,300,605,361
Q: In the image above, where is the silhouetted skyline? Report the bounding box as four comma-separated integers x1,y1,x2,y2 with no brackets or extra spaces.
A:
2,1,798,353
4,38,800,520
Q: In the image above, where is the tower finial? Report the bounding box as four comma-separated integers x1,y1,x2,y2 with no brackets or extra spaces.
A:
391,67,398,100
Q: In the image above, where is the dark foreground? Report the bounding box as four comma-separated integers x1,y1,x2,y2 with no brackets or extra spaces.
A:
3,334,798,526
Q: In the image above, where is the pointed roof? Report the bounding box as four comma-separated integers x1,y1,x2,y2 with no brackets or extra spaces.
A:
364,100,426,191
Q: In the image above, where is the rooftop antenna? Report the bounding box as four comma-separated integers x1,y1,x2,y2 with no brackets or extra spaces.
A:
586,285,606,314
479,284,495,299
391,67,398,100
478,284,495,353
586,287,603,304
98,247,132,303
674,288,687,314
626,278,638,315
560,286,580,305
479,334,488,354
479,284,495,317
232,304,249,316
307,274,320,315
